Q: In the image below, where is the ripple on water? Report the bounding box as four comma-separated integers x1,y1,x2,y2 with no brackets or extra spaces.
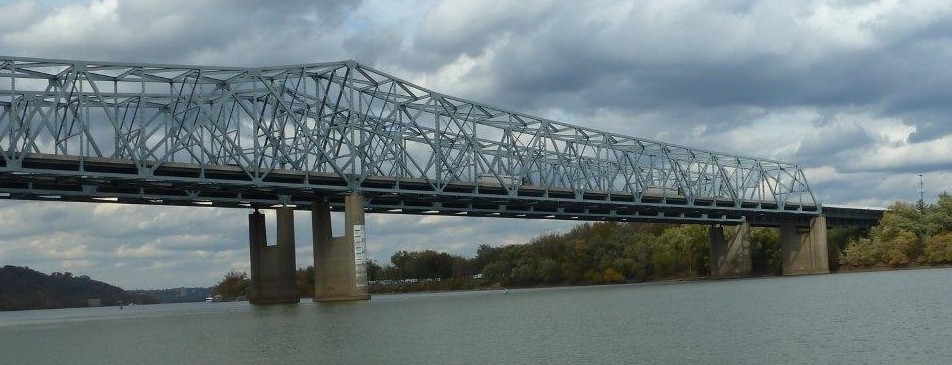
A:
1,269,952,364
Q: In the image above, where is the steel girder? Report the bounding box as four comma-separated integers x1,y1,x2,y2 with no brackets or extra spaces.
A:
0,56,820,224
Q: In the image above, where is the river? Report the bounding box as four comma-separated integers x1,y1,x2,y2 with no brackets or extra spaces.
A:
1,268,951,364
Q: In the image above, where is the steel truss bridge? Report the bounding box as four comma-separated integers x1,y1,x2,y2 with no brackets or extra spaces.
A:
0,57,880,226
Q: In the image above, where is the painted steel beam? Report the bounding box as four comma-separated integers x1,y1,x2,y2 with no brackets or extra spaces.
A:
0,56,824,224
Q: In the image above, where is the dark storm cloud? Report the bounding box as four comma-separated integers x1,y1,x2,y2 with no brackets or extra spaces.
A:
792,122,874,167
347,1,952,145
1,0,364,65
908,121,952,144
347,0,562,73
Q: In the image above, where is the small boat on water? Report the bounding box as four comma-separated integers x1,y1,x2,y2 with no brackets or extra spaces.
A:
205,295,224,303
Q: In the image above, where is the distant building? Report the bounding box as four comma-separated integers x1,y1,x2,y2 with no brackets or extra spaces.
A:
87,298,101,307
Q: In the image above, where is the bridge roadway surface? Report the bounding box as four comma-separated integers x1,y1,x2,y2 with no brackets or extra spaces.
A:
0,153,883,227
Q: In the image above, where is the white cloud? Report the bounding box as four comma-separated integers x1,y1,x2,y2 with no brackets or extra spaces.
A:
0,1,37,33
60,259,96,270
115,243,166,259
3,0,120,51
855,134,952,171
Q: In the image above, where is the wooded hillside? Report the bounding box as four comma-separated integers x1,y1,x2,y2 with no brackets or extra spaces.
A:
0,266,157,311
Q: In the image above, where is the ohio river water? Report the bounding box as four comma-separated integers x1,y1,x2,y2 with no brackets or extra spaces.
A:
2,268,952,364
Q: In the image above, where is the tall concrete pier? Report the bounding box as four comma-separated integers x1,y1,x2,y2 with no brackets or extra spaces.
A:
781,215,829,275
313,193,370,302
711,216,830,278
709,223,752,278
248,208,300,304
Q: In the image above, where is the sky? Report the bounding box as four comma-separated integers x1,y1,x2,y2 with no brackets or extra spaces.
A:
1,0,951,289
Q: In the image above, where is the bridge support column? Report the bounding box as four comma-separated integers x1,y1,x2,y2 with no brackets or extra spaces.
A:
248,208,300,305
313,193,370,302
709,223,752,278
781,215,829,275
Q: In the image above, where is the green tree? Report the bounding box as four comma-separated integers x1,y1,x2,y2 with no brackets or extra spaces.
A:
650,238,679,277
535,258,561,284
750,227,781,275
924,232,952,264
212,270,250,298
601,267,625,284
511,262,537,286
878,201,924,239
366,260,386,281
390,250,462,279
296,267,314,298
827,226,868,272
620,231,654,280
879,230,917,266
482,261,512,286
840,237,879,268
875,201,925,260
923,192,952,235
649,225,697,279
471,244,502,273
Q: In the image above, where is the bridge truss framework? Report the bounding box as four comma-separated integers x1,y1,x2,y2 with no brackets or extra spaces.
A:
0,56,821,225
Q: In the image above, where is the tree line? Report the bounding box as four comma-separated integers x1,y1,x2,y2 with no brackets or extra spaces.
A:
215,221,826,296
839,193,952,268
368,222,861,291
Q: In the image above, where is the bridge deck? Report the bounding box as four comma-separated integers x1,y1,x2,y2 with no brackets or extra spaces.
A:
0,153,833,226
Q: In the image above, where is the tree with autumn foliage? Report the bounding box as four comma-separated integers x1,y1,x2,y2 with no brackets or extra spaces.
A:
840,193,952,268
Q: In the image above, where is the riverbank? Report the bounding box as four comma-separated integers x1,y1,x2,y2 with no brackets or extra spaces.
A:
368,264,952,296
834,263,952,274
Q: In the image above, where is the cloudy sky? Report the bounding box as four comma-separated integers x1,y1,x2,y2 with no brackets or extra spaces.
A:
1,0,950,289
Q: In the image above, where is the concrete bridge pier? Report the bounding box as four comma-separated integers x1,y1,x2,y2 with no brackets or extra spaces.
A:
313,193,371,302
781,215,830,275
248,208,300,304
709,223,752,278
